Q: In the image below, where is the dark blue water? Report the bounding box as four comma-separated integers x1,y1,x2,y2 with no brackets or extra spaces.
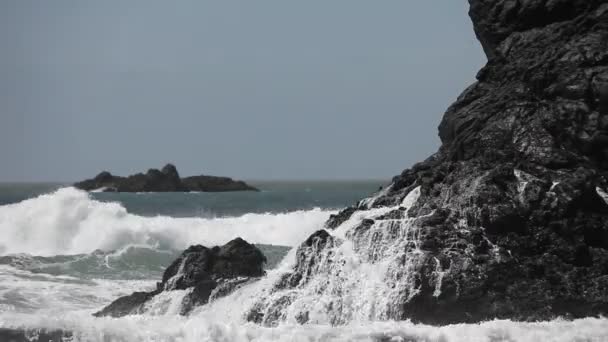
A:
0,180,385,217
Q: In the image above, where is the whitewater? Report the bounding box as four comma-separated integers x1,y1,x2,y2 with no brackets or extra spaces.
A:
0,186,607,341
0,187,329,256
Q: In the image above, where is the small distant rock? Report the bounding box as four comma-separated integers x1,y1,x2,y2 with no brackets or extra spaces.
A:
74,164,258,192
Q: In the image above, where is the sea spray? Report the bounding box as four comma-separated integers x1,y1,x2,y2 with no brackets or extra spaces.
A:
246,186,437,325
0,264,155,314
0,187,332,255
1,313,608,342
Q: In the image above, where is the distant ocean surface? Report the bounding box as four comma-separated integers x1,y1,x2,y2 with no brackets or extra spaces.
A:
1,181,606,341
0,180,384,217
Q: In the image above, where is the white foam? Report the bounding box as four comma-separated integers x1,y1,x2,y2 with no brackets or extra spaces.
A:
0,265,154,315
597,187,608,206
401,186,421,210
246,186,426,325
359,184,392,209
1,312,607,342
431,257,447,298
2,261,607,342
0,187,333,256
142,288,192,316
513,169,529,203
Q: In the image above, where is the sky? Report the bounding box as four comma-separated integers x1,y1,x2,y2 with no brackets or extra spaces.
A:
0,1,486,182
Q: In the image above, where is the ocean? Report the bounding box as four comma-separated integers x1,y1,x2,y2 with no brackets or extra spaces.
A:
0,182,606,342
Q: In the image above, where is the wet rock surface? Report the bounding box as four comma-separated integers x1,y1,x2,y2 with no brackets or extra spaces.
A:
248,0,608,325
74,163,258,192
95,238,266,317
0,328,70,342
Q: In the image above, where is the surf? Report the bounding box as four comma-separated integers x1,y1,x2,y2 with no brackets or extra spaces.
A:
0,187,332,256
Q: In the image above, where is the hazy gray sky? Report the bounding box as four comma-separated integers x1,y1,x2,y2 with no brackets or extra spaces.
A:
1,1,485,182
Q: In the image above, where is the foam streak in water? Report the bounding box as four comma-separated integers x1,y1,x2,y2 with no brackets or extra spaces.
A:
597,187,608,206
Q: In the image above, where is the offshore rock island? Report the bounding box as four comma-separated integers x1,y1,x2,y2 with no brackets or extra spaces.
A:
74,163,259,192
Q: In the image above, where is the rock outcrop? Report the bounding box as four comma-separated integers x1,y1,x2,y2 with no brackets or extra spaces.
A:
74,164,258,192
0,328,69,342
95,238,266,317
247,0,608,326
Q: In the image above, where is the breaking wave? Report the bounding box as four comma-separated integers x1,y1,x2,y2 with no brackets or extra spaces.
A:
2,313,607,342
0,188,332,256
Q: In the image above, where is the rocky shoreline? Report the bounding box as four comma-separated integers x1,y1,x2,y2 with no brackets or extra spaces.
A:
74,163,258,192
93,0,608,326
7,0,608,337
244,0,608,325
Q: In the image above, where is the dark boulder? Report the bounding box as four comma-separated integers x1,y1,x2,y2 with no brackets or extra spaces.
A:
74,164,259,192
0,328,70,342
325,207,357,229
161,238,266,291
93,291,158,318
95,238,266,317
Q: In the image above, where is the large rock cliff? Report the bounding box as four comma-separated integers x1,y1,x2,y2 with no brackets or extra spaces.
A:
247,0,608,325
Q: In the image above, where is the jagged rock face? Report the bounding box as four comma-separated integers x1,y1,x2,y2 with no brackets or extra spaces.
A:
73,163,259,192
386,0,608,323
95,238,266,317
247,0,608,325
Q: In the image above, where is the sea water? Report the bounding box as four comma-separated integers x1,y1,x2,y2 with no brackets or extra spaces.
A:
0,181,606,342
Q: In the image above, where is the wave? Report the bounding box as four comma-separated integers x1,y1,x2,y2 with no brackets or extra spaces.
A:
0,264,154,315
0,244,290,281
1,313,607,342
0,246,180,280
0,188,332,256
2,257,607,341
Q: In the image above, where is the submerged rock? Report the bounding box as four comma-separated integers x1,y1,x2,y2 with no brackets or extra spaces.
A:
0,328,70,342
248,0,608,326
95,238,266,317
74,163,259,192
93,291,157,317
